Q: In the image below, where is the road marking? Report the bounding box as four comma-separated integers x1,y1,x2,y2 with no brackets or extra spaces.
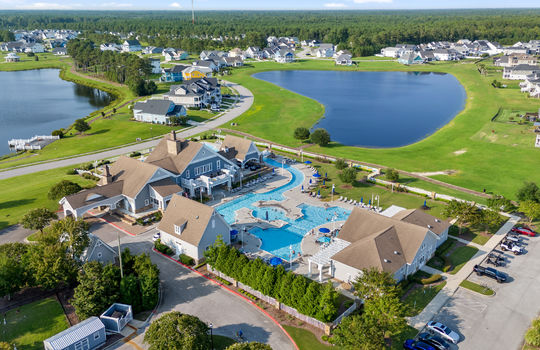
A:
122,330,144,350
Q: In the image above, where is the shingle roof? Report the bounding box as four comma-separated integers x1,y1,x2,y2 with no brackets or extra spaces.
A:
145,133,203,175
125,39,140,46
150,177,183,197
133,99,174,116
63,181,124,209
158,194,216,246
391,208,450,236
218,135,258,162
44,316,104,350
109,156,163,198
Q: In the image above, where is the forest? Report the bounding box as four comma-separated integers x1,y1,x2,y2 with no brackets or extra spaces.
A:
1,10,540,55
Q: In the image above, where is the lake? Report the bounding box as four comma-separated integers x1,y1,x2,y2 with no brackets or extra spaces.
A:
0,69,113,155
254,70,466,148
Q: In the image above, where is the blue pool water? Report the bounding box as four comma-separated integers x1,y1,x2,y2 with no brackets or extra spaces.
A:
216,158,350,260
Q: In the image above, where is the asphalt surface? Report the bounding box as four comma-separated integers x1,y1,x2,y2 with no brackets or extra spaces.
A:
92,223,295,350
0,81,253,180
0,224,33,244
431,233,540,350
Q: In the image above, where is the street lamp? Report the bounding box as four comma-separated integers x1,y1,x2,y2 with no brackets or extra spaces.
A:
281,159,285,176
209,323,214,350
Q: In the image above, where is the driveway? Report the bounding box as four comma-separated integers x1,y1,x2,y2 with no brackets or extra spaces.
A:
0,81,253,180
0,224,33,244
93,224,295,350
432,233,540,350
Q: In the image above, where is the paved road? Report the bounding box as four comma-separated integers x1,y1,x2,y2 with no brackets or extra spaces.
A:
0,81,253,180
0,224,33,244
92,224,295,350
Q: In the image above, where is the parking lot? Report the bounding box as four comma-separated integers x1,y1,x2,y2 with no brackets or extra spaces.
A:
432,232,540,350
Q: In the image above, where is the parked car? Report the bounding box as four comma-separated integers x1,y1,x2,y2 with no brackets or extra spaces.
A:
403,339,436,350
500,240,523,255
473,265,507,283
426,321,460,344
418,333,450,350
486,252,505,267
511,227,536,237
152,232,161,242
504,235,520,244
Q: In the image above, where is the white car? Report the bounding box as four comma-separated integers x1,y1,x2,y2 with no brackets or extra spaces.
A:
152,232,161,242
426,321,459,344
501,240,523,255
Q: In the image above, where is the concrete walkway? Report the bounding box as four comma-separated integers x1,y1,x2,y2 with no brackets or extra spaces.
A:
408,215,520,329
0,80,253,180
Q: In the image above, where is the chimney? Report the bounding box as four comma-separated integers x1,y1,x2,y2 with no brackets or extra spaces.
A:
167,132,182,155
103,165,113,185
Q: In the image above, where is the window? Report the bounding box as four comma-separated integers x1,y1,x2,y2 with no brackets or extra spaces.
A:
216,160,221,170
74,338,90,350
185,170,190,178
94,332,100,340
144,199,149,206
211,219,215,229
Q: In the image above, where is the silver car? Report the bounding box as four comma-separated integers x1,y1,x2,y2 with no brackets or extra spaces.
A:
426,321,459,344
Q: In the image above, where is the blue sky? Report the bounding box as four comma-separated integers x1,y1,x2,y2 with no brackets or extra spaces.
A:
1,0,539,10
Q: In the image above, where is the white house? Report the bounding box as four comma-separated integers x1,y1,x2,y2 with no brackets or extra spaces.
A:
25,43,45,53
5,53,20,62
316,43,334,58
122,40,142,52
158,194,231,263
275,49,294,63
503,64,540,80
381,47,402,58
432,49,457,61
149,58,161,74
132,99,186,125
335,54,352,66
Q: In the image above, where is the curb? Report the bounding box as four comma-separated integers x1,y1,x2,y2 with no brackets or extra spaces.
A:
89,212,136,236
151,248,300,350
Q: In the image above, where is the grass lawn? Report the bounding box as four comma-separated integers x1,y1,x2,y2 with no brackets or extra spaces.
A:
390,325,419,350
213,335,236,350
0,165,97,230
188,109,218,122
450,228,492,245
224,59,540,200
282,325,334,350
448,245,479,275
403,281,447,316
1,297,70,350
460,280,495,296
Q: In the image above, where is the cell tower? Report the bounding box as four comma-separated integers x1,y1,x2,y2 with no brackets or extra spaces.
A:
192,0,195,24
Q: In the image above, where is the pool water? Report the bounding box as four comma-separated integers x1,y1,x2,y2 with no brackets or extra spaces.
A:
216,158,350,260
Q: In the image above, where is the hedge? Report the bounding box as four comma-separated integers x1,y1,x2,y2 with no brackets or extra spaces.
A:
179,254,195,266
154,239,174,256
421,274,442,285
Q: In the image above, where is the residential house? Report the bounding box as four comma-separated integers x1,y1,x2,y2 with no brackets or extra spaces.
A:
143,46,163,55
222,56,244,67
52,47,67,55
503,45,530,55
380,47,402,58
158,194,231,263
316,43,334,58
1,41,26,52
503,64,540,80
182,66,212,80
275,49,294,63
333,49,352,58
520,74,540,98
397,52,424,65
432,49,457,61
245,46,262,59
132,99,186,125
24,43,45,53
418,50,435,62
160,64,188,82
307,40,320,47
218,134,262,168
60,156,183,218
229,47,243,58
193,59,219,72
200,50,227,61
122,40,142,52
100,303,133,333
44,316,106,350
323,208,450,283
164,77,221,108
335,54,352,66
149,58,161,74
163,49,188,61
495,54,538,68
82,233,118,265
100,43,122,52
4,53,20,62
145,131,238,197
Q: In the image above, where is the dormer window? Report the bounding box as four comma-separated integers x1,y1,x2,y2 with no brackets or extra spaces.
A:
174,222,187,235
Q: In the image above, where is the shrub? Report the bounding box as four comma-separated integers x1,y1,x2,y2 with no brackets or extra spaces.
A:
82,173,99,181
48,180,82,200
239,289,257,301
215,276,231,286
80,163,95,171
335,158,348,170
179,254,195,266
526,318,540,347
385,168,400,182
51,129,64,138
421,274,442,285
339,167,357,184
154,239,174,256
293,127,310,140
310,128,331,147
66,169,78,175
130,151,141,158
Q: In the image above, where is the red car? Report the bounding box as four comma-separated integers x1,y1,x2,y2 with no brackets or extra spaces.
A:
511,227,537,237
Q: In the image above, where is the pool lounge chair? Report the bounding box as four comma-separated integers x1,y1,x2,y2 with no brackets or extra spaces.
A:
338,196,343,201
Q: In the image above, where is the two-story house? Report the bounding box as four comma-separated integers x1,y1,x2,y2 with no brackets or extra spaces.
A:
132,99,186,124
164,77,221,108
122,40,142,52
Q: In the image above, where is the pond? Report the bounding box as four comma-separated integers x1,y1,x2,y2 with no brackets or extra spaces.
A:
254,70,466,148
0,69,113,155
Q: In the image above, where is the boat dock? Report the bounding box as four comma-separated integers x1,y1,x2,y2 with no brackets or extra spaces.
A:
8,135,60,151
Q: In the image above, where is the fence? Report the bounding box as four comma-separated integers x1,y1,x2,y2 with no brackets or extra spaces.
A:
209,266,356,333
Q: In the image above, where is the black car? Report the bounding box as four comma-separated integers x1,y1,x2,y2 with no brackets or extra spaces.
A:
473,265,507,283
418,332,450,350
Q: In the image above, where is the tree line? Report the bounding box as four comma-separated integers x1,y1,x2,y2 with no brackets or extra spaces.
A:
2,10,540,55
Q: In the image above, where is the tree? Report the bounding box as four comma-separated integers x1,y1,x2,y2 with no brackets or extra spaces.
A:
120,274,142,313
48,217,90,261
51,129,64,138
443,200,481,234
20,208,58,233
519,200,540,223
353,267,398,300
0,342,13,350
385,168,399,182
339,167,357,184
134,253,160,310
27,239,77,290
298,281,321,317
73,118,91,133
310,128,331,147
48,180,82,200
316,281,338,322
144,312,210,350
335,158,348,170
293,127,310,141
517,182,540,203
72,262,121,319
479,209,504,232
289,275,308,309
525,318,540,347
331,314,378,350
0,243,29,298
226,343,272,350
487,195,514,212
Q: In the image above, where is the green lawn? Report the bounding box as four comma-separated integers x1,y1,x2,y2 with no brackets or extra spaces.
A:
1,297,70,350
403,281,447,316
460,280,495,296
390,325,419,350
449,245,479,275
225,59,540,200
282,325,334,350
213,335,236,350
0,166,97,230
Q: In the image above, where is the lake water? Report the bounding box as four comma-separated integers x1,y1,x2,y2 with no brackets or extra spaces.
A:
254,70,466,148
0,69,113,155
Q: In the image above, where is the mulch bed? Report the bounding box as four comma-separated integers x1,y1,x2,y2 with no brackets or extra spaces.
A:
56,288,79,326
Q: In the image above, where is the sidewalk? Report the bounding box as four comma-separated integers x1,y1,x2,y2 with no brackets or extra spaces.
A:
408,215,519,329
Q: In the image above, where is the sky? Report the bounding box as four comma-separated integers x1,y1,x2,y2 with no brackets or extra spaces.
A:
0,0,539,10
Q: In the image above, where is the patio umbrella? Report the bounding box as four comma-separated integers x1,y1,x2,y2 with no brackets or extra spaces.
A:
265,211,269,220
269,257,283,266
272,168,275,173
313,173,321,178
360,197,363,203
325,172,327,178
319,227,330,234
318,189,320,196
230,230,239,239
301,185,304,191
323,179,325,185
304,160,312,164
309,179,312,184
369,199,371,205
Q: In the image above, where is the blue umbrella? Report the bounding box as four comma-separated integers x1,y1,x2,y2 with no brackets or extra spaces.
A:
272,168,275,173
323,179,325,185
360,197,363,203
301,185,304,191
369,199,371,205
423,200,427,207
304,160,312,164
269,257,283,266
265,211,269,220
319,227,330,234
318,189,320,196
313,173,321,178
309,179,312,184
325,172,327,178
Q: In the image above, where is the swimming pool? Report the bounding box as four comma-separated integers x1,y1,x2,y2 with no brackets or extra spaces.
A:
216,158,351,260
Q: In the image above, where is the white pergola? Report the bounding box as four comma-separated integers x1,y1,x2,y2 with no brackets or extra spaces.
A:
308,238,350,282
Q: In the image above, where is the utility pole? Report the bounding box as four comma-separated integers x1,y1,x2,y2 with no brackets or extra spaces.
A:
117,231,124,279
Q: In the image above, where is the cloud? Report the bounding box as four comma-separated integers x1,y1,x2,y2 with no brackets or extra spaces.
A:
324,2,347,8
170,2,182,8
17,2,73,9
353,0,392,3
100,2,133,7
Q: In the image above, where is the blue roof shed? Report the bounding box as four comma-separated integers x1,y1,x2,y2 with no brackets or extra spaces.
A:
44,316,106,350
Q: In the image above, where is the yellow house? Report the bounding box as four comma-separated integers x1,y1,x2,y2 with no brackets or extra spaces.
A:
182,66,212,80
